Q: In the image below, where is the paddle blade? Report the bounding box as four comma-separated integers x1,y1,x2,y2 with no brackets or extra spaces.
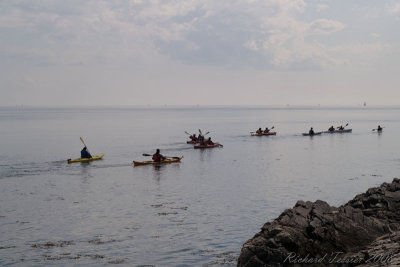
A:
184,131,191,135
271,126,275,130
199,129,202,134
204,131,209,136
80,136,86,146
142,154,152,156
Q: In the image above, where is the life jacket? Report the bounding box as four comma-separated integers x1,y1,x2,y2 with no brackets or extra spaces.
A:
81,149,91,158
152,153,166,162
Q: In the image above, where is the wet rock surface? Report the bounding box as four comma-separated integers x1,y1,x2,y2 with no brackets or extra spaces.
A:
238,178,400,266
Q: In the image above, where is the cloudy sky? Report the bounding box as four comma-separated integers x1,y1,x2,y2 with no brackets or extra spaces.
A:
1,0,400,106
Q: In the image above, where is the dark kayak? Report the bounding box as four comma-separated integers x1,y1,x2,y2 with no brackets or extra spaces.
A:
302,132,322,136
250,132,277,136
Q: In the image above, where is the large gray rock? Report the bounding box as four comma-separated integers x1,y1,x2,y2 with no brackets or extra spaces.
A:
238,178,400,267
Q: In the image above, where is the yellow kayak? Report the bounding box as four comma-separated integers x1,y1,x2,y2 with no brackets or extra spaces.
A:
67,153,105,163
133,156,183,166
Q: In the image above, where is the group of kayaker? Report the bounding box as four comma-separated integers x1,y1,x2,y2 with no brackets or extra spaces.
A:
306,124,383,136
255,127,272,134
187,133,215,146
75,124,384,164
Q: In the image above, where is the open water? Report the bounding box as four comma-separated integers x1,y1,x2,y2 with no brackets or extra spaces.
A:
0,106,400,266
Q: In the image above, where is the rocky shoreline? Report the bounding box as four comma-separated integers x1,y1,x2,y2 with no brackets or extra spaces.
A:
238,178,400,266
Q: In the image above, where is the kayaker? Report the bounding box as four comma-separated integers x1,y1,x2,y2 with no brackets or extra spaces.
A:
263,127,270,133
328,126,335,132
338,125,344,130
198,133,204,141
190,134,198,141
152,149,166,162
309,127,315,135
206,137,214,145
377,125,383,132
81,146,92,159
256,128,262,134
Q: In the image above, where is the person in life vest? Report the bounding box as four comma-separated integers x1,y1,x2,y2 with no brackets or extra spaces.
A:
338,125,344,130
152,149,166,162
309,127,315,135
328,126,335,132
377,125,383,132
81,146,92,159
198,133,204,141
206,137,214,145
256,128,262,134
190,134,198,141
263,127,270,133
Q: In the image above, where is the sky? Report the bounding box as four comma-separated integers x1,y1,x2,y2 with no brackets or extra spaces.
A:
0,0,400,106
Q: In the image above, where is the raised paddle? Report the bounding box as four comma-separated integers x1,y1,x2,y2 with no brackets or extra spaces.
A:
80,136,92,155
184,131,192,135
142,154,180,160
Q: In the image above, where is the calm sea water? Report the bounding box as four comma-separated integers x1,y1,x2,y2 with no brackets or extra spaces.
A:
1,106,400,266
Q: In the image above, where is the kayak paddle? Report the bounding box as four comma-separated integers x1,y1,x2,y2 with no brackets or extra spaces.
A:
142,154,180,159
80,136,91,155
372,127,384,131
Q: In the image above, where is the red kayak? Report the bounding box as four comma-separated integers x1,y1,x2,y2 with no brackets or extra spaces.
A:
194,142,223,149
187,140,201,144
250,132,277,136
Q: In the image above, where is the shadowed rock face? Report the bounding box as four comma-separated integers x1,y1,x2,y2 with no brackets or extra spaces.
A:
237,178,400,267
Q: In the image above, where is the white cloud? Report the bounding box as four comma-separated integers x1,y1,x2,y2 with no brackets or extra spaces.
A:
0,0,394,72
308,19,345,35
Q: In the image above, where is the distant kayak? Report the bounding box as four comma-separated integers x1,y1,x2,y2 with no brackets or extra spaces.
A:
323,129,352,133
133,156,183,166
194,143,222,149
68,153,105,163
302,132,322,136
250,132,277,136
